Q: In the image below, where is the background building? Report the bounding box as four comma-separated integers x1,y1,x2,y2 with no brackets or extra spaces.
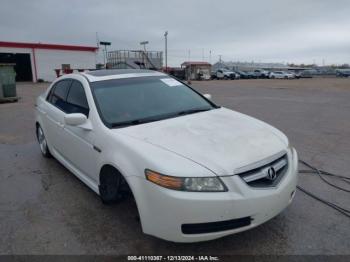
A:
181,61,211,80
0,41,98,82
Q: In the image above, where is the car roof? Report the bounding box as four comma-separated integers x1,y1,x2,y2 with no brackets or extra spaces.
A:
82,69,166,82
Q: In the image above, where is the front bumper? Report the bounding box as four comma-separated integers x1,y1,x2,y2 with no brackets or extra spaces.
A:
130,147,298,242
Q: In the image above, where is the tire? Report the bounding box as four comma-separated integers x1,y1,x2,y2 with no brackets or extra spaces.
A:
99,166,123,204
271,76,275,79
284,76,288,79
224,75,228,80
36,125,51,158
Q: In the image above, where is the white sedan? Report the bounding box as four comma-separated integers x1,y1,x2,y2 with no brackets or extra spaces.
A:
269,71,295,79
35,69,298,242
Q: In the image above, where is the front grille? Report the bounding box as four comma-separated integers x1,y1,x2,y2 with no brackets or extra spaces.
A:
237,154,288,188
181,217,251,234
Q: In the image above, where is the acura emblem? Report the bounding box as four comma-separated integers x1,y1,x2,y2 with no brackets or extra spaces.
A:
266,167,277,180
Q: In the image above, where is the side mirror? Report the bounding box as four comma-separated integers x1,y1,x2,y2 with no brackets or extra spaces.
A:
203,93,212,100
64,113,87,126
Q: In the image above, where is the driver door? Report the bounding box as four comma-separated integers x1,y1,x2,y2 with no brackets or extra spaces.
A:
60,80,98,182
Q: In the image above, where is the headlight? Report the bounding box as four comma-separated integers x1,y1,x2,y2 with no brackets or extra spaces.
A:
145,169,227,192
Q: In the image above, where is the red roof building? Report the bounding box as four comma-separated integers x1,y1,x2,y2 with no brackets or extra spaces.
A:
181,61,212,80
0,41,98,82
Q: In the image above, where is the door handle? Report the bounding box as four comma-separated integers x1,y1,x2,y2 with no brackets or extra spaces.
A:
58,122,65,128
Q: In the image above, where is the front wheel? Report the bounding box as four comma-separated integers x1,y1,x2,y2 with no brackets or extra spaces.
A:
36,125,51,158
99,167,123,204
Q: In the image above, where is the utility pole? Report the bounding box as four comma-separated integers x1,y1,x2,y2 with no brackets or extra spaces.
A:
209,50,212,64
164,31,168,72
95,32,99,65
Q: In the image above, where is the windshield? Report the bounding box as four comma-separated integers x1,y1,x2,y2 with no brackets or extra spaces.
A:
90,76,216,128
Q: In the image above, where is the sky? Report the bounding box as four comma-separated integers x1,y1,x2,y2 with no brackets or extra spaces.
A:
1,0,350,66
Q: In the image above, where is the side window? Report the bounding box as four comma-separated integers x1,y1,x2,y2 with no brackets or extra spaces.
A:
66,80,90,117
48,80,72,112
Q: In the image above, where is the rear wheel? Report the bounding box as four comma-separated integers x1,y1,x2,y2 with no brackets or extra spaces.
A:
36,125,51,158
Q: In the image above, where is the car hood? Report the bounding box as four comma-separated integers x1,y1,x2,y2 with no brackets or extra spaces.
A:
116,108,288,176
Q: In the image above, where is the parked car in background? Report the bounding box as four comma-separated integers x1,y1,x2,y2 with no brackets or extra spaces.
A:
212,69,238,80
284,71,295,79
233,71,241,80
299,70,314,78
269,71,295,79
336,69,350,78
246,71,258,79
235,70,251,79
294,72,302,79
35,69,298,242
254,69,270,78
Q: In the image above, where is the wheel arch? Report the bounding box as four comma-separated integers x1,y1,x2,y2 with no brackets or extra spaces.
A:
98,163,138,199
98,163,143,221
99,164,125,184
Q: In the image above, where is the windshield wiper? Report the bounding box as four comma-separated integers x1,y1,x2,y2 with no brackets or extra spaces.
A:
111,112,179,128
111,119,144,128
111,108,213,128
111,118,160,128
176,108,212,116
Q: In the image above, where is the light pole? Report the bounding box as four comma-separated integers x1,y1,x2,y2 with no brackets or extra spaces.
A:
140,41,149,52
164,31,168,72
